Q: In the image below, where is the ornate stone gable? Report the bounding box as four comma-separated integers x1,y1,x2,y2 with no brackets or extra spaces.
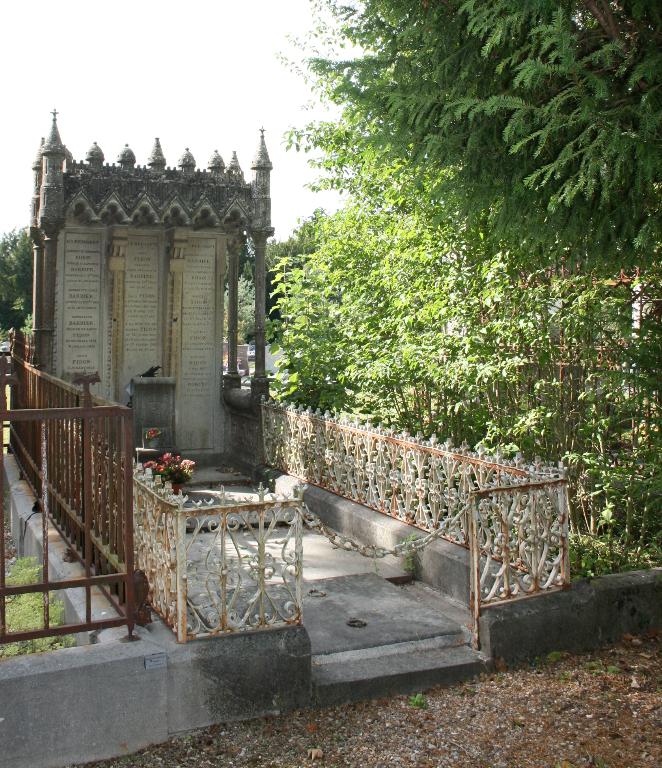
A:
63,162,254,226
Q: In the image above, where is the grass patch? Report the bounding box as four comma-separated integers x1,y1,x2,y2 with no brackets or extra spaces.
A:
0,556,75,658
408,693,428,709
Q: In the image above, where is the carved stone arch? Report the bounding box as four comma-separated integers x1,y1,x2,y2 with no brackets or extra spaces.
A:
130,194,160,226
192,196,219,229
98,193,130,225
162,197,191,227
221,198,249,232
66,193,98,225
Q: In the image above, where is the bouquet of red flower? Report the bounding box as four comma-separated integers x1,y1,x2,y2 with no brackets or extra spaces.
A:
143,453,196,485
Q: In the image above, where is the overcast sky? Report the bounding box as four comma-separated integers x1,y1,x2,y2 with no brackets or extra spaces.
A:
0,0,341,239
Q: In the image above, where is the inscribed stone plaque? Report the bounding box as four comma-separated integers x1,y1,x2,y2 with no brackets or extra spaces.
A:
131,377,176,448
179,239,216,449
122,237,160,391
62,232,102,376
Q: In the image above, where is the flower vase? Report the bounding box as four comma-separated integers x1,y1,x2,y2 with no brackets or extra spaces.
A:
171,483,183,495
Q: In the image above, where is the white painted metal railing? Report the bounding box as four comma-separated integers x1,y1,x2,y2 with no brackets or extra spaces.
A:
133,467,304,643
262,401,570,641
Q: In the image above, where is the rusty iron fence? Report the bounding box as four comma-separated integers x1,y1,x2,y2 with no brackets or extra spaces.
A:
262,401,570,645
134,467,304,642
1,336,135,644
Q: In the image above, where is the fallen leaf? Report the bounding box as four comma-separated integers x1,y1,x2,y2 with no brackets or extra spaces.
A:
308,747,324,760
306,723,318,733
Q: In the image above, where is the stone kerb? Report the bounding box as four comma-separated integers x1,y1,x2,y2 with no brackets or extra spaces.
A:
1,458,312,768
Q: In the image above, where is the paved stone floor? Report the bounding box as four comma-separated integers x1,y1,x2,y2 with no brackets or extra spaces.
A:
183,507,471,655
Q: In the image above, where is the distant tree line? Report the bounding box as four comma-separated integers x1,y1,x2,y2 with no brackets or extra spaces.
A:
0,229,32,339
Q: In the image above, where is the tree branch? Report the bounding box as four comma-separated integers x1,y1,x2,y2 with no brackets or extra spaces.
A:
582,0,621,42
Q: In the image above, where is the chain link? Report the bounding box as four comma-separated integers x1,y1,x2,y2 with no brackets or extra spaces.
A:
301,503,465,560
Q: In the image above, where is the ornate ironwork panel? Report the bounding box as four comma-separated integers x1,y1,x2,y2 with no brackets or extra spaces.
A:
134,469,304,643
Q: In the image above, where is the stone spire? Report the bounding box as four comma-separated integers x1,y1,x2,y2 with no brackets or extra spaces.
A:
43,109,65,155
31,138,45,228
208,149,225,175
86,142,105,171
32,137,45,171
117,143,136,169
228,151,243,180
63,145,74,169
39,110,65,229
251,129,272,232
148,138,166,172
251,128,273,171
178,147,196,173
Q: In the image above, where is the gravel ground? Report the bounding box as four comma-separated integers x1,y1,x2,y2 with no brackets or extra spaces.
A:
74,632,661,768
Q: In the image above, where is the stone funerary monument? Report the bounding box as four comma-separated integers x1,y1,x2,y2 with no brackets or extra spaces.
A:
29,111,273,456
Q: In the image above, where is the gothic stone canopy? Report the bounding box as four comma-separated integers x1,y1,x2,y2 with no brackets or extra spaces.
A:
32,113,272,234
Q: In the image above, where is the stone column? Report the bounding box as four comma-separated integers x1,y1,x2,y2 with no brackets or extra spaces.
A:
30,233,44,364
41,228,59,372
108,232,127,401
251,231,269,399
224,235,241,389
166,231,187,380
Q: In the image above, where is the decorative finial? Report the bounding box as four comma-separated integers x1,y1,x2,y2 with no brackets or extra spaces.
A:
117,143,136,169
86,141,105,171
251,129,272,171
228,151,243,179
178,147,196,173
43,110,65,155
148,137,166,172
208,149,225,174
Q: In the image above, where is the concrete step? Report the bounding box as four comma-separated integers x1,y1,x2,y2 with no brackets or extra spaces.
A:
302,573,485,706
312,641,487,707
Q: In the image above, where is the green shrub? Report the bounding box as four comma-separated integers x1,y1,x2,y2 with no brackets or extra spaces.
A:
0,557,75,658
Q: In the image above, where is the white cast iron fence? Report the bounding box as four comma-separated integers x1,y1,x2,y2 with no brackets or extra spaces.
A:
262,401,570,637
133,467,304,642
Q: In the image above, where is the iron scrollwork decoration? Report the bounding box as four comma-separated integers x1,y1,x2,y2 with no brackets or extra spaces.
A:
133,467,303,643
261,401,570,615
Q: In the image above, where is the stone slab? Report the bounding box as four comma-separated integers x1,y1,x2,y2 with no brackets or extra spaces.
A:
138,621,311,734
302,573,464,655
312,643,486,707
60,230,103,379
0,637,169,768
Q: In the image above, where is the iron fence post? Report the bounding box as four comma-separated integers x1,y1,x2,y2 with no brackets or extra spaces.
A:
175,502,187,642
468,495,481,650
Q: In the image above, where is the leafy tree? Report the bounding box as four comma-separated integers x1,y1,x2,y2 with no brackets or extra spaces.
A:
270,1,662,574
224,275,255,343
298,0,662,263
274,181,661,575
0,229,32,337
266,210,327,324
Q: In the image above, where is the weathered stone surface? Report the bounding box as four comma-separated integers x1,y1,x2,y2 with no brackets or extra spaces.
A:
479,568,662,663
30,112,273,455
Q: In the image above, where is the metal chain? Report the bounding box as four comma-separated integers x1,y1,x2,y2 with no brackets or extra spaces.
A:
301,503,463,560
